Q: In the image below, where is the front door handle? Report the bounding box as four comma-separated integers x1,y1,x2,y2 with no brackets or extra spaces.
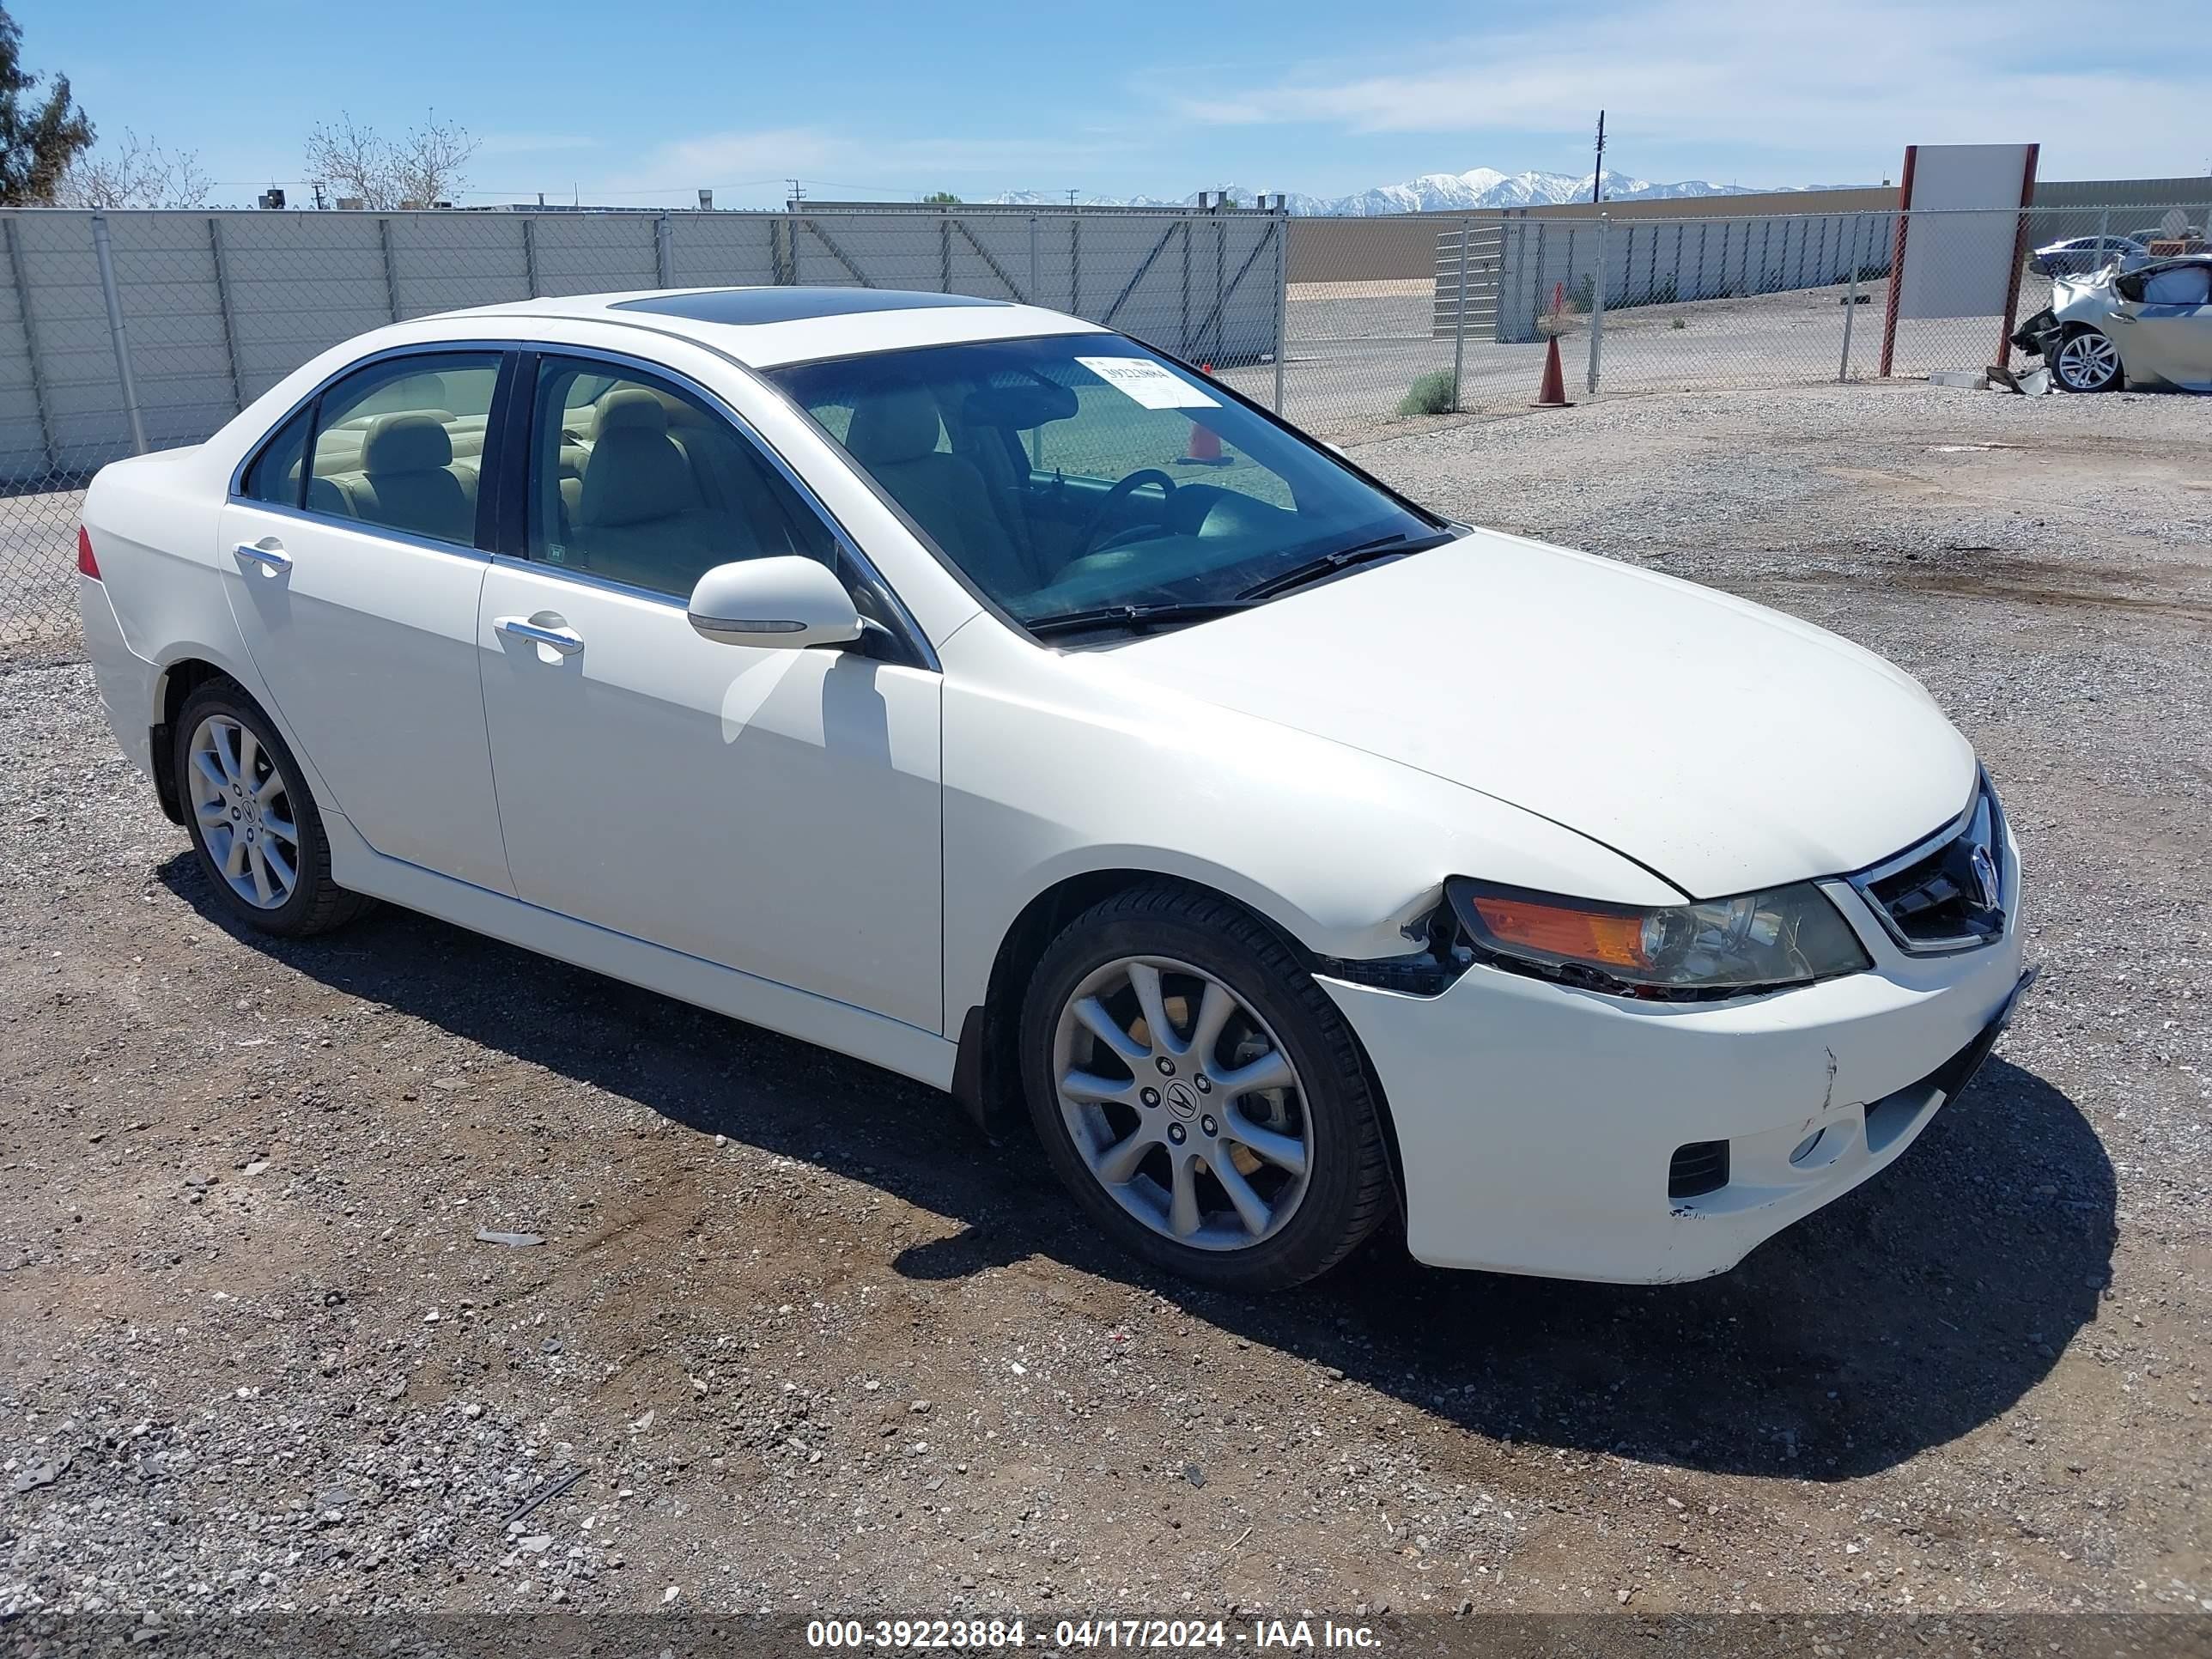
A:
494,615,585,656
233,539,291,574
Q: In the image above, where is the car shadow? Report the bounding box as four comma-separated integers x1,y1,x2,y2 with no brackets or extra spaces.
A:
161,854,2115,1482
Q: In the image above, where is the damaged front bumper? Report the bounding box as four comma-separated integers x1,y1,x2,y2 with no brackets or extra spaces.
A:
1317,836,2030,1284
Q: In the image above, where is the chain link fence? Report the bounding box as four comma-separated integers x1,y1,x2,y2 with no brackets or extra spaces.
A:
3,198,2197,646
1254,200,2203,436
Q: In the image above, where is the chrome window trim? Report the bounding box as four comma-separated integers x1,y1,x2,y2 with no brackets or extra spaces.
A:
514,341,939,673
1844,773,2008,956
225,339,515,504
488,550,678,609
224,495,492,564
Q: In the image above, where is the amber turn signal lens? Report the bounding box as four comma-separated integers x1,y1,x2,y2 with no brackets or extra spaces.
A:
1468,893,1650,970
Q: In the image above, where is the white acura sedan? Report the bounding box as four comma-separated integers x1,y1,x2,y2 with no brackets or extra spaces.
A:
77,287,2031,1291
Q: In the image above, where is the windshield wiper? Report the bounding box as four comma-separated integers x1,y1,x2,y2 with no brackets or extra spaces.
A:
1235,529,1458,603
1022,599,1253,638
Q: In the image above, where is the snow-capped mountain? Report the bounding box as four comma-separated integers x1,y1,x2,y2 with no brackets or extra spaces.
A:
983,169,1802,216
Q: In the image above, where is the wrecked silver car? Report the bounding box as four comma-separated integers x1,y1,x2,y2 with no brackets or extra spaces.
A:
2013,255,2212,392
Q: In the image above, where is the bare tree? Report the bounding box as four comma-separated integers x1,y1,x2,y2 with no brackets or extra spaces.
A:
305,109,478,209
303,111,389,207
55,129,208,209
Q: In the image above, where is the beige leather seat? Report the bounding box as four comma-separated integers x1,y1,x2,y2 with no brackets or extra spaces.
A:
570,391,740,591
324,414,479,544
845,384,1038,597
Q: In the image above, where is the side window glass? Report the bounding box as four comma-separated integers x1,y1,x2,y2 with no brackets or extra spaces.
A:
240,407,310,507
306,352,501,545
528,356,838,600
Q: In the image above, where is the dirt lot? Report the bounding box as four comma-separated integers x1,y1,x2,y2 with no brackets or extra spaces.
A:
2,381,2208,1624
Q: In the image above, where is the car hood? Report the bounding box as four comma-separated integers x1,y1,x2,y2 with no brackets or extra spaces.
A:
1097,530,1976,898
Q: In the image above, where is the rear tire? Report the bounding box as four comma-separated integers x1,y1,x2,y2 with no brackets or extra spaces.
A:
2052,325,2123,392
1019,882,1393,1292
173,679,369,938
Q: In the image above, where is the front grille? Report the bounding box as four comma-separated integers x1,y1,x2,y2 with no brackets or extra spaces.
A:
1668,1139,1730,1200
1850,781,2008,954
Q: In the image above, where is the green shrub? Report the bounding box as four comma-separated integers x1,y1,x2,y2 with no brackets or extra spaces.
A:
1397,368,1456,416
1565,274,1596,314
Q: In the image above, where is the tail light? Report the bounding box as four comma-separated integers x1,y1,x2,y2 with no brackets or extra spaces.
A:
77,526,100,580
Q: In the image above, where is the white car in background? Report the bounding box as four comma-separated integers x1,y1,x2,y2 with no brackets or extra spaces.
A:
76,288,2031,1291
2014,255,2212,393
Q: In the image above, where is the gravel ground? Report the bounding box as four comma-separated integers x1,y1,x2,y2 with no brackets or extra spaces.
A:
2,380,2208,1624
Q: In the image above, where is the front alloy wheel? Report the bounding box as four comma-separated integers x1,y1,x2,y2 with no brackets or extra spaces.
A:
1053,955,1313,1249
1021,882,1393,1291
2053,329,2122,392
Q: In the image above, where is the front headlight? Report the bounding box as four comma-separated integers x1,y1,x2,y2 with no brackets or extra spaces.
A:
1445,877,1870,1000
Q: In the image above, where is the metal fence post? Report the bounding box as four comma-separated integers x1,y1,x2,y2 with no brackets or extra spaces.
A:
1213,210,1226,366
5,216,58,473
208,216,245,412
378,217,401,321
655,214,673,287
89,213,148,455
1585,213,1607,397
939,212,951,293
1180,216,1192,356
1838,213,1862,381
523,216,541,298
1272,207,1287,412
1028,216,1039,308
1070,215,1081,315
1450,216,1470,411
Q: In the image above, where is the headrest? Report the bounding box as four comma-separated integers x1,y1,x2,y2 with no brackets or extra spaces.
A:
362,412,453,474
846,385,943,465
594,386,671,435
579,427,691,528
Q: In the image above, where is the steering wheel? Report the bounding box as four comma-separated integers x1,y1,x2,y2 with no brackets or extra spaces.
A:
1073,469,1178,560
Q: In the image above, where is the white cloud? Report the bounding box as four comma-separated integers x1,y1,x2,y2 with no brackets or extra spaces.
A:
632,127,1148,199
1170,0,2209,179
476,131,600,157
653,127,847,182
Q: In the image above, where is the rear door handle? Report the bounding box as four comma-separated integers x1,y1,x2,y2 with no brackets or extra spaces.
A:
233,539,291,574
495,615,585,656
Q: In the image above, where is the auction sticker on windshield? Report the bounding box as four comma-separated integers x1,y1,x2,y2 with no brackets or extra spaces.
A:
1077,356,1221,410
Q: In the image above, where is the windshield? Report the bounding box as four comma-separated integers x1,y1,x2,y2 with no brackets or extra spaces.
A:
768,334,1440,629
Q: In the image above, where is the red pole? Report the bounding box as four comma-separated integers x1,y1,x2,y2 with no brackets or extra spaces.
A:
1994,143,2041,369
1878,145,1917,379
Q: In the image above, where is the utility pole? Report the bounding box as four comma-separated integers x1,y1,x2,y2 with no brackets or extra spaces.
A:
1592,110,1606,204
788,179,805,206
1066,189,1079,207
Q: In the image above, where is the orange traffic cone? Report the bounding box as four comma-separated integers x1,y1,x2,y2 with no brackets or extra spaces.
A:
1180,416,1231,465
1533,335,1571,407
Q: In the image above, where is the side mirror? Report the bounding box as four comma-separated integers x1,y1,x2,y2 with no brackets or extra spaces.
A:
687,556,862,650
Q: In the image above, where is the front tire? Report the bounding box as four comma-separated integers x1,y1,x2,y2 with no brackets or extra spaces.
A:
173,680,368,937
2052,326,2123,392
1019,883,1393,1291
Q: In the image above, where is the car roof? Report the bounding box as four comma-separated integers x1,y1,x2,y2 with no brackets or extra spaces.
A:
438,286,1104,368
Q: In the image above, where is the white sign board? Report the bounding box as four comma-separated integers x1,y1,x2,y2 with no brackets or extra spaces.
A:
1891,143,2037,322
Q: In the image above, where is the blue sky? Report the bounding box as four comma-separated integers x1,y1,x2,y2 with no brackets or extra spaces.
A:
29,0,2212,208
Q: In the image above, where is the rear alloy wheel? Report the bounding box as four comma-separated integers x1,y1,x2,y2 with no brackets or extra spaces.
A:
1021,883,1393,1291
2052,328,2122,392
174,681,368,937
